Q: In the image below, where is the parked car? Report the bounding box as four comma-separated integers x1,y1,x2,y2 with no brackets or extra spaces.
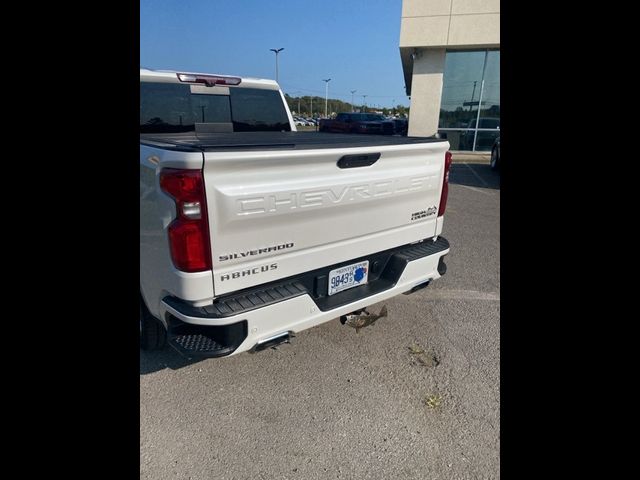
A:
490,136,500,170
458,117,500,151
319,112,395,135
392,118,408,136
293,116,312,127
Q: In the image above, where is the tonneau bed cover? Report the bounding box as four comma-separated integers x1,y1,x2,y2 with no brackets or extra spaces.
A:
140,131,447,152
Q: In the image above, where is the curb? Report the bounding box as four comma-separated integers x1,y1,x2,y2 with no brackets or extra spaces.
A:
450,152,491,164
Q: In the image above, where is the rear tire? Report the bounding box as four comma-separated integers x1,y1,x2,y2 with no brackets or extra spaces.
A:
490,147,500,170
140,299,167,351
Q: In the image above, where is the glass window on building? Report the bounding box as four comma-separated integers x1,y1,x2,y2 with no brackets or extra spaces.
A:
438,50,500,152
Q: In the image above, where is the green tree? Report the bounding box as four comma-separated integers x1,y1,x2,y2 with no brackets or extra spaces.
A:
284,94,409,118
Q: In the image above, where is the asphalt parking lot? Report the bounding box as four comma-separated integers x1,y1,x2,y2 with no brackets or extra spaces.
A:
140,163,500,479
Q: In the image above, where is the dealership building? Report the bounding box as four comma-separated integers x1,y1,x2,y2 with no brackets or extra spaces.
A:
399,0,500,151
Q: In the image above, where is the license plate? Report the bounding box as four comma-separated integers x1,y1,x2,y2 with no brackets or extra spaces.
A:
328,260,369,296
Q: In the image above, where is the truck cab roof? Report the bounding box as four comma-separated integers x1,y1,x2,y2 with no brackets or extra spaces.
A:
140,68,280,90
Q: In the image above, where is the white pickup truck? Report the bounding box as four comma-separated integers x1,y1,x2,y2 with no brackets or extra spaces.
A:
140,68,451,358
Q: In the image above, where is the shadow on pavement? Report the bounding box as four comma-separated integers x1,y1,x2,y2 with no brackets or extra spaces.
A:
449,163,500,190
140,347,204,375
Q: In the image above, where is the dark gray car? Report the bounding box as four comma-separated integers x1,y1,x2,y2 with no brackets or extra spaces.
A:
458,117,500,151
490,136,500,170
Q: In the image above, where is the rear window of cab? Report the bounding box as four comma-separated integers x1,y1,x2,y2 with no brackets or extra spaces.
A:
140,82,291,133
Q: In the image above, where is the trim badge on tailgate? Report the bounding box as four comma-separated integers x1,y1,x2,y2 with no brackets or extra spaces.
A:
411,206,437,221
220,263,278,282
219,243,294,262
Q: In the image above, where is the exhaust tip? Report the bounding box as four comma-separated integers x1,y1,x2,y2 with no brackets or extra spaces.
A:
251,331,292,352
403,280,431,295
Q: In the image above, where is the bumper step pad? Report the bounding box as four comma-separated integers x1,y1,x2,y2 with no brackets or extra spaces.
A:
172,333,224,353
166,317,248,358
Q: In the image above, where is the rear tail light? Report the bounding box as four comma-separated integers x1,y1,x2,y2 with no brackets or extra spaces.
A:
177,73,241,86
438,151,453,216
159,169,212,272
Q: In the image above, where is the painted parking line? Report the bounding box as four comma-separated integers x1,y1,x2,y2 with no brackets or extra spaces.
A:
456,184,494,195
462,162,490,188
425,289,500,301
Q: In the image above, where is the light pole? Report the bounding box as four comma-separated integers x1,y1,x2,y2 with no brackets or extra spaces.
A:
269,48,284,83
323,78,331,117
362,95,368,112
350,90,357,112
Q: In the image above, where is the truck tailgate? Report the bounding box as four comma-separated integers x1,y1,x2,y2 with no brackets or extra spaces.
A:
204,141,448,295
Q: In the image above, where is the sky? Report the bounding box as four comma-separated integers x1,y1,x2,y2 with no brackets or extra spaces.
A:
140,0,409,108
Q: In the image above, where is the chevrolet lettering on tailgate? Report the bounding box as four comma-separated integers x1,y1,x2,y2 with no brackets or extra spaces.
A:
235,176,434,216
